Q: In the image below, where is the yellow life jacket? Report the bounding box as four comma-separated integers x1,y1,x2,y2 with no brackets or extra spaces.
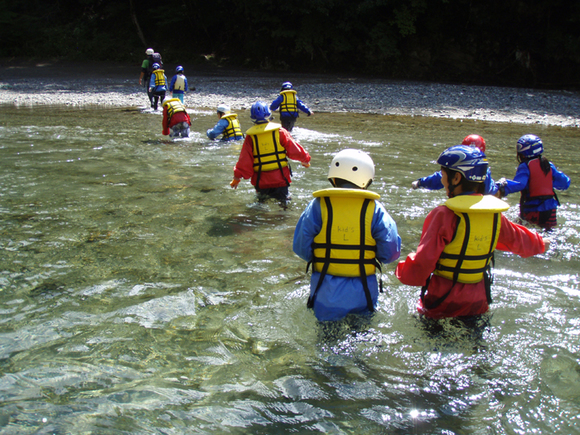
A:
434,195,509,283
312,189,381,277
153,69,166,87
173,74,186,91
280,90,297,113
163,98,185,118
222,113,243,139
246,122,288,173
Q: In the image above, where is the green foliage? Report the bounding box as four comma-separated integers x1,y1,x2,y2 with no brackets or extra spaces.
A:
1,0,579,88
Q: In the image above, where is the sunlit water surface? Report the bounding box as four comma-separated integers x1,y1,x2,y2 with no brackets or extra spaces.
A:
0,104,579,434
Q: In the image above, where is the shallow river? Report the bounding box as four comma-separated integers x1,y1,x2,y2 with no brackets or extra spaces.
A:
0,104,579,434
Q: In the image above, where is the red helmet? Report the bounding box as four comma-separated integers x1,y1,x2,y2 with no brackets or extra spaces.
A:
461,134,486,153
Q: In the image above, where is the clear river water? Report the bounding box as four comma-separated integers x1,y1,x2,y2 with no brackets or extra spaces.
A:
0,104,579,434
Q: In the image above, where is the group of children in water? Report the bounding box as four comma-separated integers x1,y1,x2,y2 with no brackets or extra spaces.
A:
140,49,571,323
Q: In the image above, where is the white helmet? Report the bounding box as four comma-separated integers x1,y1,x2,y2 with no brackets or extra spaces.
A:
146,48,154,55
217,104,230,114
328,149,375,189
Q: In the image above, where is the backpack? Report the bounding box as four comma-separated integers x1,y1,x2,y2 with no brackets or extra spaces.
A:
147,53,163,73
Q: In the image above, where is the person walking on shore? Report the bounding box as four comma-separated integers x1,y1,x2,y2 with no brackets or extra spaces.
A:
139,48,163,107
168,66,189,103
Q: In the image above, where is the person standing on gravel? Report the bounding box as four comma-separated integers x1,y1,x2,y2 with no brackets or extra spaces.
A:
168,66,189,104
269,82,313,133
230,101,311,205
139,48,163,107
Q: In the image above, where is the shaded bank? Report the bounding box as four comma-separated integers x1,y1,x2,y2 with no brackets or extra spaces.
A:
1,58,579,128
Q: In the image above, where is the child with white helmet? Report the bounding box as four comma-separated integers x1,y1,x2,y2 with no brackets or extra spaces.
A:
293,149,401,322
397,145,549,319
206,104,243,141
231,101,311,204
496,134,570,229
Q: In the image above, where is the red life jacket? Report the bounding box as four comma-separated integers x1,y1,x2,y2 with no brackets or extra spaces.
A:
527,158,553,198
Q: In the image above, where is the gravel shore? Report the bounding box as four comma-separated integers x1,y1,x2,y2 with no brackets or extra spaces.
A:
1,59,579,128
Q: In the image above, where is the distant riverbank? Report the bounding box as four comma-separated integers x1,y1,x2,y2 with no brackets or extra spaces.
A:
1,58,579,128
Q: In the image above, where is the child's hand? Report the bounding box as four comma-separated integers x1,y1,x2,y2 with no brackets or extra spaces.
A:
301,161,310,168
411,180,419,189
543,237,551,251
230,178,241,189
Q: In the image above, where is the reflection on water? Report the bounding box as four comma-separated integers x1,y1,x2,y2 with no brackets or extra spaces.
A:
0,104,579,433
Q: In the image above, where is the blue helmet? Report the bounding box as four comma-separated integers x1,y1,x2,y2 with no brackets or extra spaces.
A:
176,65,184,73
517,134,543,158
281,82,293,91
250,101,271,121
437,145,488,182
152,63,160,70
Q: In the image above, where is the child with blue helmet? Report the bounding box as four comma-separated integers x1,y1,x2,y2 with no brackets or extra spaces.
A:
230,101,311,204
496,134,570,229
269,82,313,132
397,145,548,319
412,135,498,195
148,63,167,110
168,66,189,103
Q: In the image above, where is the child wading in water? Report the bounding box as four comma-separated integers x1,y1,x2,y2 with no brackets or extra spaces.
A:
396,145,549,319
496,134,570,230
293,149,401,322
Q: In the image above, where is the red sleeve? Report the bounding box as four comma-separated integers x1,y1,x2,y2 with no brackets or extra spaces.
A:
279,128,311,163
233,136,256,180
162,107,170,135
495,215,545,257
395,206,457,286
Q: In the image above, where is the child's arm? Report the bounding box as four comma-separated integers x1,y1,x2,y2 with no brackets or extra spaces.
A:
495,215,546,256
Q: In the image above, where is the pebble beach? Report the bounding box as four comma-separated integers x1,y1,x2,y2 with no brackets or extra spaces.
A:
1,59,579,128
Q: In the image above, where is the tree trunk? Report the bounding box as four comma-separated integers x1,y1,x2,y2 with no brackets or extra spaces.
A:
129,0,147,47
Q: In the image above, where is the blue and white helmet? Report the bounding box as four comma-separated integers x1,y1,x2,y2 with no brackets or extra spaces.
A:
250,101,271,121
176,65,184,73
152,63,160,70
281,82,293,91
516,134,543,158
437,145,488,182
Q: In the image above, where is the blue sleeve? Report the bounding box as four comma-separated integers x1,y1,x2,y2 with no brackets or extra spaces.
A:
504,163,530,195
293,199,322,262
184,77,189,92
149,74,155,87
169,76,177,91
371,202,401,264
270,95,283,111
484,167,498,195
551,163,571,191
206,119,228,140
297,99,312,115
418,171,444,190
